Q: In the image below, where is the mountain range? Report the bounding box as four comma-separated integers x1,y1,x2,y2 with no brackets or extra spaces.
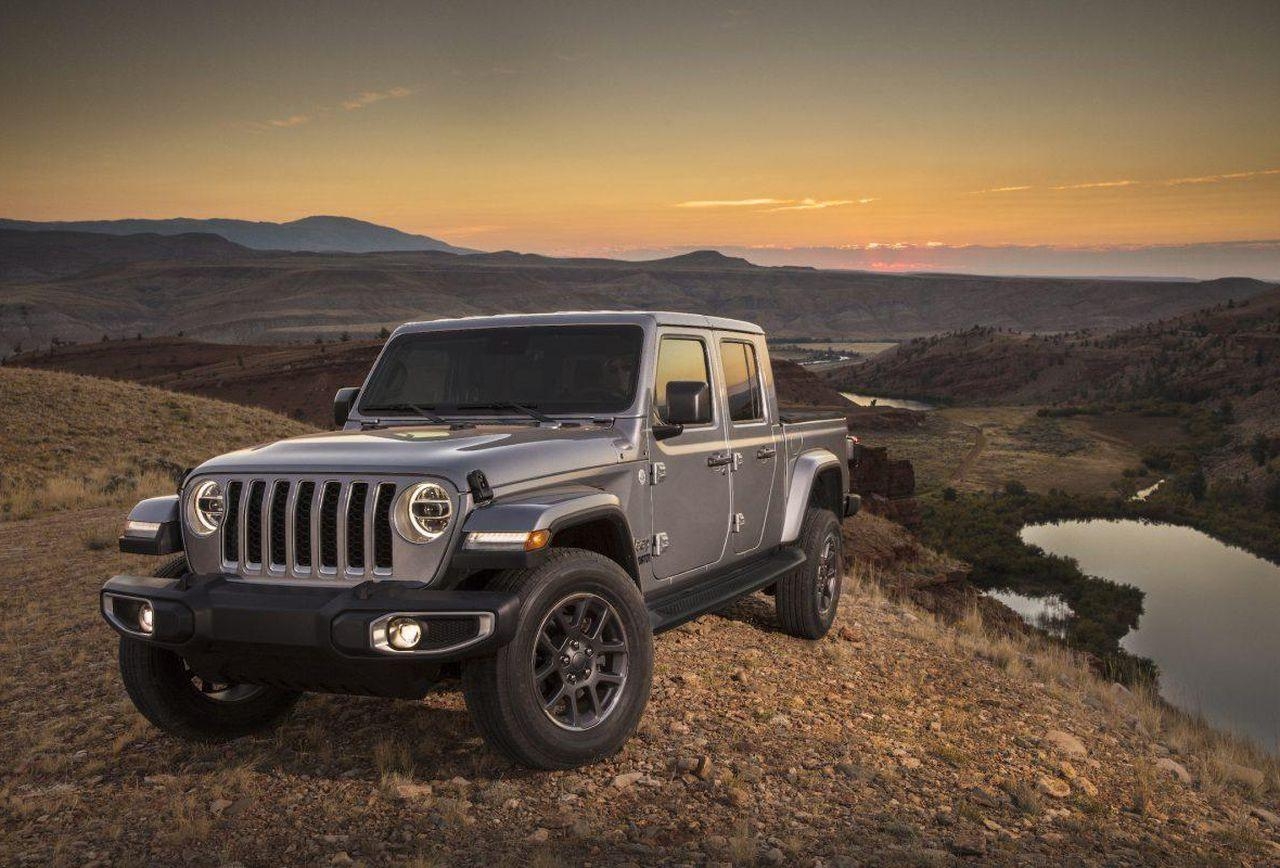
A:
1,226,1275,351
0,215,474,255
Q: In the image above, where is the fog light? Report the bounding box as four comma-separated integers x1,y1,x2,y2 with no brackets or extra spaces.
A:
138,602,154,634
387,617,422,650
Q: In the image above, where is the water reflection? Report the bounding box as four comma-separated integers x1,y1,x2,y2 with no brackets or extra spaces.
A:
840,392,933,412
985,589,1072,639
1020,519,1280,751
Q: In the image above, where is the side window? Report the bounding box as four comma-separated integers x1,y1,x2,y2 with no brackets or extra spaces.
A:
720,340,764,422
654,337,711,423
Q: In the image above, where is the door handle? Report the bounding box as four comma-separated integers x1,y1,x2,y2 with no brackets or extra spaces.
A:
756,446,777,460
707,451,733,468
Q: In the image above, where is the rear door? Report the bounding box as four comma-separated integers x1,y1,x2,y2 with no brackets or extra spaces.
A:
718,336,779,555
649,331,732,580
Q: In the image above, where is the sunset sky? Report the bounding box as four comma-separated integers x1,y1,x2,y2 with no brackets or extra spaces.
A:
2,1,1278,263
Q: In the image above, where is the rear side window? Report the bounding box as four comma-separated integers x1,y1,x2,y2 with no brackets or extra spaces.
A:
654,337,711,423
720,340,764,422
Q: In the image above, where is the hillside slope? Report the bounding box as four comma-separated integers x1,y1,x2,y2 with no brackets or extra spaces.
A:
0,215,473,255
2,230,1273,349
0,366,314,519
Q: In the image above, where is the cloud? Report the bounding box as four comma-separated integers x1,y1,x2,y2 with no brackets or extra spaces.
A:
267,114,312,128
968,168,1280,195
966,185,1033,194
1161,168,1280,186
675,197,875,212
259,86,412,130
340,86,412,110
1050,179,1139,190
676,198,789,208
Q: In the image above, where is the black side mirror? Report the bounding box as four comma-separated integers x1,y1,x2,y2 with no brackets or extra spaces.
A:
333,387,360,427
665,381,711,426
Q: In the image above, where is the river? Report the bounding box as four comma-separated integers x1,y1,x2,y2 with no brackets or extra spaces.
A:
1016,519,1280,750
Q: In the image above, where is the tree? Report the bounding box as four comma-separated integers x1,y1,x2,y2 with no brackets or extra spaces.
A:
339,331,351,342
1265,477,1280,513
378,326,391,340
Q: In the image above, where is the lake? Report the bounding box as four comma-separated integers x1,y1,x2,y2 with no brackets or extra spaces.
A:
840,392,933,412
1018,519,1280,750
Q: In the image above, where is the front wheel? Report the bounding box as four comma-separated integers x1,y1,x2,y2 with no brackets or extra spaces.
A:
462,548,653,769
116,556,300,741
775,507,844,639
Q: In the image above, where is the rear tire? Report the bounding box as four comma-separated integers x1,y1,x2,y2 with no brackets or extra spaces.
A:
117,557,301,742
462,548,653,769
776,507,844,639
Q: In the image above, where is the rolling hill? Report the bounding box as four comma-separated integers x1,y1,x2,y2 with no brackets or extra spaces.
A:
2,228,1273,351
0,215,474,255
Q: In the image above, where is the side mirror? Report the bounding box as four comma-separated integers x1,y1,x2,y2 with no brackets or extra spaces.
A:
665,381,711,426
333,387,360,427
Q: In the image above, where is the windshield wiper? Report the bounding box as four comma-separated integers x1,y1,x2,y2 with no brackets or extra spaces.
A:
361,402,449,424
459,402,558,425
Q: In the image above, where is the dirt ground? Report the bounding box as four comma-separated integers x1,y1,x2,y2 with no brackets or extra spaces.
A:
3,507,1278,866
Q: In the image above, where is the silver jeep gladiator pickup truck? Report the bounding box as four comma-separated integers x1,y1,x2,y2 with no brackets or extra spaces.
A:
103,311,858,769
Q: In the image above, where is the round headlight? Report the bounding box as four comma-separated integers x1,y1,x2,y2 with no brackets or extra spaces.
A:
394,482,452,543
187,479,224,536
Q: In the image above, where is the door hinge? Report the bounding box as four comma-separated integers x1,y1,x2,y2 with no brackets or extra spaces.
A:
652,532,670,556
731,512,746,533
649,462,667,485
731,451,744,471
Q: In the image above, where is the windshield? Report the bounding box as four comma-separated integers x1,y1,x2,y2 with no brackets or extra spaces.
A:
358,324,645,417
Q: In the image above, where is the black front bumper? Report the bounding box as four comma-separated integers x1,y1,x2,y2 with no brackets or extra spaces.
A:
101,574,519,698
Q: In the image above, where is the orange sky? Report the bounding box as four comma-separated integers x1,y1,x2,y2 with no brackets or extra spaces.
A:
2,2,1278,255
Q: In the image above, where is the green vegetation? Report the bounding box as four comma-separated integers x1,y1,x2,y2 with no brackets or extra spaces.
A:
919,488,1155,683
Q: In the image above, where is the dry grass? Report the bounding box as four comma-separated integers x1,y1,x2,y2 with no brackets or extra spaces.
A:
0,366,315,521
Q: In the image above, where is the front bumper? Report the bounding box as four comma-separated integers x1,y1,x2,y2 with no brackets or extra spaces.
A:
101,574,519,698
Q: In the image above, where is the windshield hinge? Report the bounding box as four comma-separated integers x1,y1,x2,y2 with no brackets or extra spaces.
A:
649,462,667,485
467,469,493,504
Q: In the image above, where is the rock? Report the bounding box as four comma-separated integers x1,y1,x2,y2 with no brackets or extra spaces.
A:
1218,762,1265,790
1037,776,1071,799
393,782,433,800
525,828,550,845
900,756,921,770
1058,761,1078,780
1042,730,1087,759
1249,806,1280,826
693,755,714,781
731,669,752,686
1075,776,1099,798
1154,758,1192,785
328,853,353,866
951,832,987,856
210,798,233,816
764,848,786,864
967,786,1004,808
613,772,645,789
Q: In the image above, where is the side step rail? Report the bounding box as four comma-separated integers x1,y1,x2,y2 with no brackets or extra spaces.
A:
647,547,806,633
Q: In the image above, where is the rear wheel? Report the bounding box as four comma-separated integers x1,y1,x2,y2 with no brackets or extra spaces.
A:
117,558,301,742
775,507,844,639
462,548,653,769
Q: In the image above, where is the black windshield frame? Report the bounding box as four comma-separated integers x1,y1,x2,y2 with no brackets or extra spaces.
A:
357,324,646,418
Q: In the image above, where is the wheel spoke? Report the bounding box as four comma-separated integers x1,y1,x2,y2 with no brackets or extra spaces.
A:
586,605,610,640
542,682,568,711
537,632,559,655
534,658,558,681
587,683,603,717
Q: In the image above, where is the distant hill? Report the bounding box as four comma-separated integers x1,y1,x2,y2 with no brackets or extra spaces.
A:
831,287,1280,408
0,228,248,281
1,228,1275,350
0,215,474,255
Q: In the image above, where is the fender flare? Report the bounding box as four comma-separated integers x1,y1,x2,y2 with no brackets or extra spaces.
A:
455,486,638,576
780,449,844,544
118,494,184,555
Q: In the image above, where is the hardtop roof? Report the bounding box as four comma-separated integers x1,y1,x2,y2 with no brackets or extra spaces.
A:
394,310,764,336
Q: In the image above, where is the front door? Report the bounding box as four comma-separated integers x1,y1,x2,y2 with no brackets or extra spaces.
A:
719,337,779,555
649,332,731,580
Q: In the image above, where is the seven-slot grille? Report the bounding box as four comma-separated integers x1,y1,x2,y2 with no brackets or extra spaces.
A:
220,478,398,578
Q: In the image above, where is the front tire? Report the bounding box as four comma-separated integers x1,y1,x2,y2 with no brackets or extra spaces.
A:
117,557,301,742
775,507,844,639
462,548,653,769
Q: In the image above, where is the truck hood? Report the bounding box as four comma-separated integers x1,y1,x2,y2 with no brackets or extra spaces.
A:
195,423,635,491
